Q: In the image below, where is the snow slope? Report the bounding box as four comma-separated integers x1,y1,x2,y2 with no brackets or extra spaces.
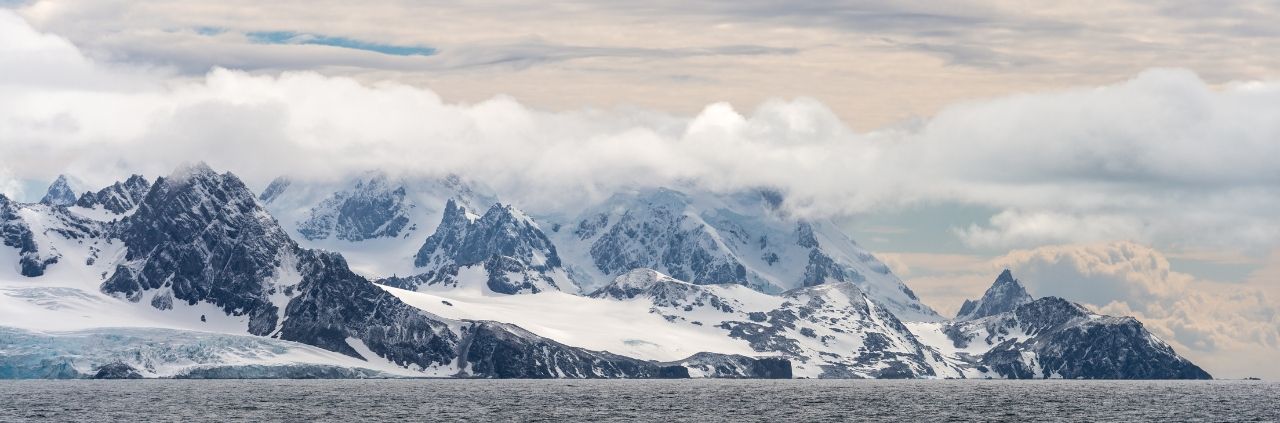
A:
385,268,957,378
260,173,495,279
380,267,761,362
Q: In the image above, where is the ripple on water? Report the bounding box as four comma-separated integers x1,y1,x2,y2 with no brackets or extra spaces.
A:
0,379,1276,422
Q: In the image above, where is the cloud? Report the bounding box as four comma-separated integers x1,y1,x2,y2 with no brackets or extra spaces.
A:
2,10,1279,258
953,211,1145,249
13,0,1280,133
894,241,1280,379
0,165,21,199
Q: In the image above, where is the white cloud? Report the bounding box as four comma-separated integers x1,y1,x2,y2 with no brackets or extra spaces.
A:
953,211,1145,248
1,9,1279,258
0,165,21,199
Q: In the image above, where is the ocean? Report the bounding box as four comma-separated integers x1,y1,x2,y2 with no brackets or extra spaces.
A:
1,379,1275,422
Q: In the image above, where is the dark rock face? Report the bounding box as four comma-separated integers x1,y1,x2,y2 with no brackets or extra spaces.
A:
91,362,143,379
669,352,792,379
796,222,871,288
401,200,566,294
801,248,846,287
75,175,150,214
101,164,294,336
1018,316,1210,379
40,175,78,206
751,358,793,379
947,297,1212,379
657,365,691,378
955,269,1034,321
296,175,412,241
460,322,669,378
277,249,461,371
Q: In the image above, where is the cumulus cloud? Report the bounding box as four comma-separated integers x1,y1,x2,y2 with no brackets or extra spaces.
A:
1,9,1279,257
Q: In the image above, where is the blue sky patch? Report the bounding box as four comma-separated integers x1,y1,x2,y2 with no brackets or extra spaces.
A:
244,30,436,57
194,26,226,36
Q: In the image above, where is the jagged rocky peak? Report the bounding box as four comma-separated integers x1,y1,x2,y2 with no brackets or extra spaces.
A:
296,174,413,242
101,162,297,335
955,269,1034,321
40,175,80,206
945,295,1211,379
392,199,571,294
75,174,151,214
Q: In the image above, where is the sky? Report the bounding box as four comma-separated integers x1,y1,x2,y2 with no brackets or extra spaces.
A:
0,1,1277,378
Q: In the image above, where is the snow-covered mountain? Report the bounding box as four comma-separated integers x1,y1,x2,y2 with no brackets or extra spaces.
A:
589,268,950,378
294,175,413,242
1,194,101,277
907,271,1211,379
262,178,939,322
383,266,1210,379
954,269,1033,321
1,165,787,379
39,175,82,207
1,167,1211,379
382,199,573,294
543,187,941,322
259,173,496,278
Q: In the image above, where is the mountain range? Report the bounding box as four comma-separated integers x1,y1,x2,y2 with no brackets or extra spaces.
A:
0,164,1210,379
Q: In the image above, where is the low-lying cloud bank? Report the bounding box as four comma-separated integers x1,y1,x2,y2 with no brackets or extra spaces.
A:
2,10,1278,254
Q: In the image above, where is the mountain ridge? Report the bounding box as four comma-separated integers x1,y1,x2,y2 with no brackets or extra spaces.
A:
0,167,1211,379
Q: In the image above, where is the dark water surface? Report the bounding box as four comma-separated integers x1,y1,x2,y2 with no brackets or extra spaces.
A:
0,379,1275,422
